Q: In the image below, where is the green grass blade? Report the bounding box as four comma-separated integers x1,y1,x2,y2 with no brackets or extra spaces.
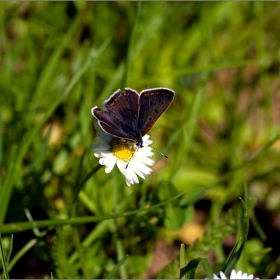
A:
7,239,37,272
71,165,103,207
0,113,3,165
180,257,213,279
1,191,186,233
222,238,242,276
115,236,127,279
0,234,9,279
179,244,186,279
105,255,128,279
0,145,17,228
6,235,13,265
222,198,249,276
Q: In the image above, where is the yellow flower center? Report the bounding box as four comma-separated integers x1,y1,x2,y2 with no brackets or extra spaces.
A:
111,138,136,162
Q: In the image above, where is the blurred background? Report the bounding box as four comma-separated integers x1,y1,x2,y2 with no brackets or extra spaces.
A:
1,2,280,278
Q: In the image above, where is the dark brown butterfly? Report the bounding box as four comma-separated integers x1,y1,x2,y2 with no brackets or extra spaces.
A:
92,88,175,147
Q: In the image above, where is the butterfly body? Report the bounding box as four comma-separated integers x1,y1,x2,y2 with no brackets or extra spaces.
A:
92,88,175,147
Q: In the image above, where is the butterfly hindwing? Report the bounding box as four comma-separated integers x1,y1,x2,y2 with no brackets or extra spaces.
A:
138,88,175,136
92,107,130,139
92,89,141,140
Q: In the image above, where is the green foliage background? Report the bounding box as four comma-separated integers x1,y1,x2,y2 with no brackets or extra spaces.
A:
1,2,280,278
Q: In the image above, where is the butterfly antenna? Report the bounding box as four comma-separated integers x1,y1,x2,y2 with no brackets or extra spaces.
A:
141,140,168,158
150,145,168,158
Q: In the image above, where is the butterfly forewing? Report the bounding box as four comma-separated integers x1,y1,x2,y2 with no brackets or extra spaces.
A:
92,89,141,140
92,108,130,139
138,88,175,136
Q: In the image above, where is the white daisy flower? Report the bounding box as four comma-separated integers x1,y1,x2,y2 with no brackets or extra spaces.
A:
213,269,258,279
91,122,154,186
275,276,280,279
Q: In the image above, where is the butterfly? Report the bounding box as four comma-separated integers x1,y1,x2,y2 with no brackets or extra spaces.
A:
92,88,175,147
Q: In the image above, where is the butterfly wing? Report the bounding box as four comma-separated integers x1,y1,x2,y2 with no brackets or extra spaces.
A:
138,88,175,136
92,89,141,140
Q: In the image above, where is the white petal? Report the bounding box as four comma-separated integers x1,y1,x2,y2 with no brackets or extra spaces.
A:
229,270,256,279
93,151,102,158
94,151,112,158
135,155,154,166
116,160,127,174
116,160,139,186
130,162,147,179
99,156,116,168
100,151,114,157
132,159,153,174
134,165,152,177
105,158,116,173
219,271,227,279
125,176,134,187
136,148,154,157
230,270,237,279
142,134,152,144
126,168,139,184
125,157,152,180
